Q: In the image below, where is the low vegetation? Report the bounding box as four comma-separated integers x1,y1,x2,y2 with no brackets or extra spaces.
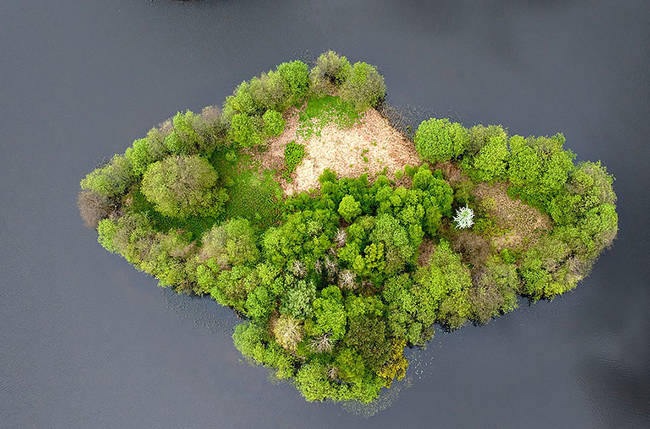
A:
79,51,618,404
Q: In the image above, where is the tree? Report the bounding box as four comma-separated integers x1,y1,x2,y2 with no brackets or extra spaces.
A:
276,60,310,106
272,314,304,351
310,285,347,340
310,50,351,95
199,218,259,269
414,118,468,163
141,155,227,218
340,62,385,111
80,154,134,198
462,134,509,182
78,190,114,229
228,113,262,147
338,194,362,222
262,109,285,136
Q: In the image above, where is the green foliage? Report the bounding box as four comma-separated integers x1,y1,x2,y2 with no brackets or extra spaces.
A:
507,133,575,210
228,113,262,147
141,155,228,218
461,133,509,182
283,141,305,179
262,109,285,136
338,195,362,223
309,50,351,95
276,60,310,106
200,218,259,269
80,154,134,198
414,118,468,164
233,322,295,379
82,52,618,405
340,62,386,111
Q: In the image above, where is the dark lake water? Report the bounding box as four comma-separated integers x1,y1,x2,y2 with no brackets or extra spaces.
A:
1,1,649,427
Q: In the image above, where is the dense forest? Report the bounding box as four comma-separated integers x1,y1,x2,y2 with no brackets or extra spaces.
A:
79,51,618,403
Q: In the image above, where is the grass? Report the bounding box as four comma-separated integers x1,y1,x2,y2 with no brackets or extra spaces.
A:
297,95,360,139
211,149,285,231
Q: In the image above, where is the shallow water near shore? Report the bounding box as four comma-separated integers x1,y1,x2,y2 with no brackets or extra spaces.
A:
1,1,649,427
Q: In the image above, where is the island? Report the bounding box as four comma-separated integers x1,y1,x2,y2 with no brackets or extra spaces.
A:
78,51,618,403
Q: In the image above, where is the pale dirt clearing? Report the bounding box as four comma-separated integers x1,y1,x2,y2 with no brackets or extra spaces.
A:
257,107,420,195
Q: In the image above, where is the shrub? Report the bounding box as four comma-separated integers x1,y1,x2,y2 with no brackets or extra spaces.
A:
340,62,385,111
228,113,262,147
309,50,351,95
414,118,468,164
141,155,227,218
262,109,285,136
283,141,305,179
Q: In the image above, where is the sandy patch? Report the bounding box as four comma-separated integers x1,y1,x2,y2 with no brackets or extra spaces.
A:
258,108,420,195
473,182,552,251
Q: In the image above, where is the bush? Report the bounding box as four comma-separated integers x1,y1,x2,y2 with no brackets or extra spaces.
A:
141,155,227,218
228,113,262,147
262,109,285,136
283,141,305,179
414,118,468,164
340,62,385,111
309,50,351,95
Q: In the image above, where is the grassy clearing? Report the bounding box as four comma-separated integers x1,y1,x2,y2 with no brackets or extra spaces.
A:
297,95,360,139
211,149,285,231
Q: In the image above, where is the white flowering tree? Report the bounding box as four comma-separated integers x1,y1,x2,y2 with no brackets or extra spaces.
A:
453,206,474,229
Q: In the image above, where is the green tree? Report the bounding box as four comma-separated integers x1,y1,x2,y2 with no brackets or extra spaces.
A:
228,113,262,147
141,155,228,218
310,50,351,95
340,62,385,111
80,154,134,198
262,109,285,136
338,194,362,222
199,218,259,269
414,118,468,163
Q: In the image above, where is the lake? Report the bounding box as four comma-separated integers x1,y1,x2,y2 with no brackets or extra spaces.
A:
1,0,648,427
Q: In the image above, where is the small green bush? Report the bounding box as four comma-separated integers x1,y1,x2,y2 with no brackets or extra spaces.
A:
283,141,305,179
414,118,468,164
262,109,285,136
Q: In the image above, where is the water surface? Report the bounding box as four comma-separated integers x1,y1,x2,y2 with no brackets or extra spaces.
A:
1,1,649,427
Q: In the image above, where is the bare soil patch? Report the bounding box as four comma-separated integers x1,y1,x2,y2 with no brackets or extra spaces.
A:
473,182,552,251
257,107,420,195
